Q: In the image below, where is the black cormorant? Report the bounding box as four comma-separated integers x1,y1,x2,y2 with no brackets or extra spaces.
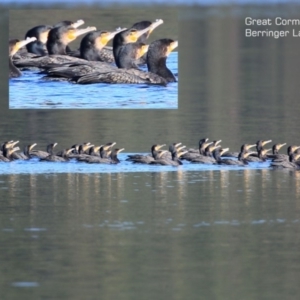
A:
271,152,300,169
24,25,53,55
127,144,167,164
150,148,188,166
30,143,58,159
0,146,20,162
267,143,288,160
40,148,74,162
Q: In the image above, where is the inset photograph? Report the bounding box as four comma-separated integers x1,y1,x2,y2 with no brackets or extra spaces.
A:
9,9,178,109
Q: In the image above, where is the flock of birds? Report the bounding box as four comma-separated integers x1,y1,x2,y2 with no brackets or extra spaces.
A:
9,18,177,85
8,19,297,170
1,138,300,169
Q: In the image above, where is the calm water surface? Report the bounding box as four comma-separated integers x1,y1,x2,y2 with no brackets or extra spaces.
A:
9,53,178,109
1,170,300,300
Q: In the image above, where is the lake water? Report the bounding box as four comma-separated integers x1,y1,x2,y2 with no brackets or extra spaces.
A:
9,53,178,109
2,3,300,300
1,168,300,300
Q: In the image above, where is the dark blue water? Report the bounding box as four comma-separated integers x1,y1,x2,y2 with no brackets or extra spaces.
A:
9,52,178,109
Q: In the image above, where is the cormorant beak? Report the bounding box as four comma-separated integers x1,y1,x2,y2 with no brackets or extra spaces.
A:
117,148,125,153
203,141,213,148
262,140,272,146
199,138,209,146
156,144,166,150
94,146,102,152
220,148,230,156
67,148,75,155
130,20,163,42
262,149,271,155
83,144,94,152
104,142,116,150
71,19,85,29
292,146,300,152
246,144,257,150
74,26,97,37
178,150,188,157
29,143,37,151
177,145,186,152
11,37,37,56
278,143,286,149
166,40,178,56
11,146,20,154
212,145,221,151
53,143,58,148
10,140,19,147
18,37,36,47
67,27,97,41
215,140,222,146
244,151,256,158
158,150,168,158
148,19,164,34
107,28,126,41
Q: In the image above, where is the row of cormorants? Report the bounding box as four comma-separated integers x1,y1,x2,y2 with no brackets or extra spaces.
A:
1,138,300,169
9,18,177,85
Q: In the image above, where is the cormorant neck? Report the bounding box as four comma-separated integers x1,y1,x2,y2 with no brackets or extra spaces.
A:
27,41,47,56
152,150,160,159
199,147,206,155
238,152,248,164
100,149,109,158
111,154,119,162
113,34,126,63
148,56,176,82
213,150,222,163
116,45,139,69
47,41,67,55
9,57,22,78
